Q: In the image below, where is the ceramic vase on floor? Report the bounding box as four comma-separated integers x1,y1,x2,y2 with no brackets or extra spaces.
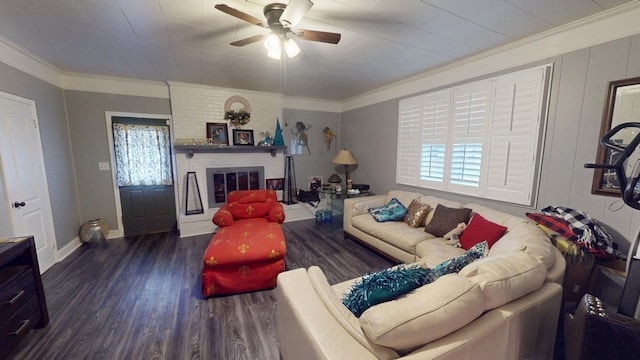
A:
79,218,109,245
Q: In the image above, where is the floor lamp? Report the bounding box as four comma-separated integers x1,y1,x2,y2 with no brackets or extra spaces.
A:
332,149,357,190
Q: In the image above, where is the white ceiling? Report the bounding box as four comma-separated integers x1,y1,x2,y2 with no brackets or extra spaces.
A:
0,0,633,101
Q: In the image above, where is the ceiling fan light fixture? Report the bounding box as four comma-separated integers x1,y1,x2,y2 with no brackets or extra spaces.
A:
284,38,300,58
267,48,281,60
279,0,314,28
264,33,280,52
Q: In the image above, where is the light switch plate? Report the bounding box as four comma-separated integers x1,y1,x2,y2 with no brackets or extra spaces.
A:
98,162,110,171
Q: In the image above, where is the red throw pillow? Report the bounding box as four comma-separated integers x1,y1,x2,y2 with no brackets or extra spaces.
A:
229,199,274,218
459,213,507,250
238,191,268,204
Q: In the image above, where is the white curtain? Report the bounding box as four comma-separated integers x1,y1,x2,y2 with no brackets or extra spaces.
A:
113,123,173,186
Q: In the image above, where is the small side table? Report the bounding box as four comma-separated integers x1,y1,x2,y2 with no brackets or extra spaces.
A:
317,189,374,222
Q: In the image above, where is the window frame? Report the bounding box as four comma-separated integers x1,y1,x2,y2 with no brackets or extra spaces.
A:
396,64,552,207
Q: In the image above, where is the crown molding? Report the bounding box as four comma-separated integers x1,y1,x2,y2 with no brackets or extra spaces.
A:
3,2,640,111
341,1,640,112
63,72,169,99
282,96,341,112
0,33,62,87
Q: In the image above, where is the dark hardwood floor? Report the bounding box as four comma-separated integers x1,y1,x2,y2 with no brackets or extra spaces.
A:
9,219,395,360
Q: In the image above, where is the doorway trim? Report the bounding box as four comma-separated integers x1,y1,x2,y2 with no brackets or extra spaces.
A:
105,111,175,236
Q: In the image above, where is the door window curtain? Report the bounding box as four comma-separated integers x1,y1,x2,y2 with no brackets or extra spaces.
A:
113,123,173,186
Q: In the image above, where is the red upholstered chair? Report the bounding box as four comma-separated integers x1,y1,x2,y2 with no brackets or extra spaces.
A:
202,189,286,297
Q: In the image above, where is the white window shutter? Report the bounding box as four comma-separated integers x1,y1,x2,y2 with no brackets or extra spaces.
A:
486,69,547,205
449,84,490,193
419,92,449,187
397,97,422,186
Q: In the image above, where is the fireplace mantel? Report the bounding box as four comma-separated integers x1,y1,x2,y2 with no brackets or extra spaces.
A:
174,145,287,158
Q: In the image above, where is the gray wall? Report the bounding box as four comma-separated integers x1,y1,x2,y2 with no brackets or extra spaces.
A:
0,62,81,249
64,91,171,232
342,34,640,254
282,108,341,191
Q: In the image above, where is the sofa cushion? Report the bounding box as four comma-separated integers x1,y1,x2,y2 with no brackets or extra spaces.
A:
358,274,484,353
352,214,433,254
307,266,399,360
425,204,472,237
459,250,547,310
403,199,430,228
459,213,507,250
369,198,408,222
415,238,467,267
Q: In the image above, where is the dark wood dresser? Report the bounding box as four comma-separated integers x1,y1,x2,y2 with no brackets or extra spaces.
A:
0,236,49,359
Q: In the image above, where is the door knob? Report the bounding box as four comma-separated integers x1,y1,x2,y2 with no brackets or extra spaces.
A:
13,201,26,208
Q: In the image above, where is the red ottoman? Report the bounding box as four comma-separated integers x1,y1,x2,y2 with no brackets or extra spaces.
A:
202,218,286,296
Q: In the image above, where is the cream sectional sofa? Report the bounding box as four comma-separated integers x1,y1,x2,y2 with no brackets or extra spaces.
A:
276,190,566,359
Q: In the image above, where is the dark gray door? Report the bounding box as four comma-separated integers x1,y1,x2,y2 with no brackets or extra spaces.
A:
119,185,176,235
112,116,177,236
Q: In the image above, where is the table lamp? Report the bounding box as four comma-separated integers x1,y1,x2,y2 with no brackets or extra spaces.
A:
332,148,357,190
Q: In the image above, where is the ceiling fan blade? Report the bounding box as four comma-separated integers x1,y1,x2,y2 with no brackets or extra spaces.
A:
215,4,268,28
230,34,267,47
296,29,341,44
279,0,313,28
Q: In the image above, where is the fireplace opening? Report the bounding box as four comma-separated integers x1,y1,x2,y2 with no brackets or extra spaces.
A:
206,166,264,207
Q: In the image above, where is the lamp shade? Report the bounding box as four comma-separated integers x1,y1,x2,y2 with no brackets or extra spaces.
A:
332,149,357,165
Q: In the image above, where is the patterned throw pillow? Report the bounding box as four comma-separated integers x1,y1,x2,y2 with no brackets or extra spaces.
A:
427,241,488,281
403,199,430,228
369,198,408,222
342,264,431,317
424,204,472,237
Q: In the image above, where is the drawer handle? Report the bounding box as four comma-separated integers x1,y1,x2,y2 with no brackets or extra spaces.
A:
5,290,25,305
9,319,31,336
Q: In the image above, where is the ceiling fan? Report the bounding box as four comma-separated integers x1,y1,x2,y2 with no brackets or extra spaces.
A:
215,1,341,58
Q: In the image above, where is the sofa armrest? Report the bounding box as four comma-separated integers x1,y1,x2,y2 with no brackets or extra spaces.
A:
212,205,235,227
268,202,286,223
344,195,387,217
276,269,379,360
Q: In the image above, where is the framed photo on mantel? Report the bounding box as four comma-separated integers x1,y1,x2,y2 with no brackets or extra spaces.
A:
233,129,254,146
206,122,229,145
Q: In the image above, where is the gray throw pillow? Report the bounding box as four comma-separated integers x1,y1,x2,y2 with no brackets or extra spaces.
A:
424,204,472,237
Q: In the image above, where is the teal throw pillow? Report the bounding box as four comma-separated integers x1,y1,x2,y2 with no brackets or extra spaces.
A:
342,264,431,317
427,241,488,282
369,197,408,222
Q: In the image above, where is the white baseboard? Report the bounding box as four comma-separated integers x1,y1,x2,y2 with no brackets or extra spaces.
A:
56,236,82,262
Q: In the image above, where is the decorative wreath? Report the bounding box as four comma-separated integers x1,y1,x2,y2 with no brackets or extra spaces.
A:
224,95,251,127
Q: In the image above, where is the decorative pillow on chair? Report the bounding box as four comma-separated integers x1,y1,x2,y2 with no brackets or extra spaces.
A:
459,213,508,250
368,198,408,222
238,191,268,203
403,199,430,228
424,204,472,237
228,199,274,219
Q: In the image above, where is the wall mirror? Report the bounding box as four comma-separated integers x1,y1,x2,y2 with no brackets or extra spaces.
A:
591,76,640,196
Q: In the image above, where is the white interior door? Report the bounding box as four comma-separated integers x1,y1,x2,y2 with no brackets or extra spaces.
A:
0,92,56,272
